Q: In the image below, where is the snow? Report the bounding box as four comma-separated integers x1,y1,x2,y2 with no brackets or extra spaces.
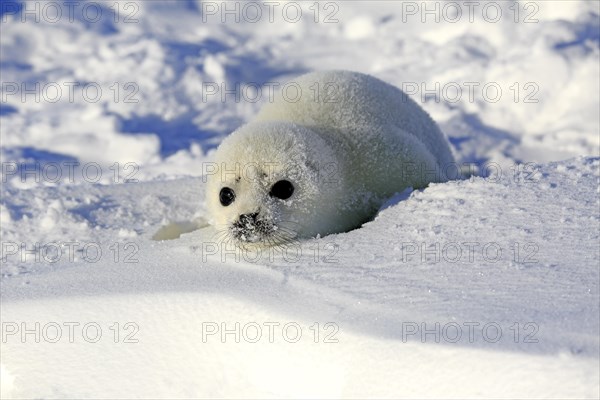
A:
1,1,599,398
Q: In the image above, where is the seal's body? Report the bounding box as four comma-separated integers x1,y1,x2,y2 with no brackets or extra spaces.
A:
206,70,455,246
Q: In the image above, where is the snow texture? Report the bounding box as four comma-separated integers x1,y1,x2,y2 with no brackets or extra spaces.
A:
1,1,599,398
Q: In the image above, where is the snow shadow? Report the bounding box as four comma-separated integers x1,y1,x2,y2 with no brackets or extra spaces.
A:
117,33,307,157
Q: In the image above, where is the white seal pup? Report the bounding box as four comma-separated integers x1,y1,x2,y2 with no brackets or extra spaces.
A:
206,70,455,246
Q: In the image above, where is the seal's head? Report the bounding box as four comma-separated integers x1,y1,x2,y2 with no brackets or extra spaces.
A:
206,121,348,247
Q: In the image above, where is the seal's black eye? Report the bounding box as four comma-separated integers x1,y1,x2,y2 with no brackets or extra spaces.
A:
219,187,235,206
269,180,294,200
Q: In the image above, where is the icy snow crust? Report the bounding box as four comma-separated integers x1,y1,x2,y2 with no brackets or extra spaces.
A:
1,0,599,398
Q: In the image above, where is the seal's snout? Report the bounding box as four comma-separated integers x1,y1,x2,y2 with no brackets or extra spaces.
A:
231,212,271,243
238,212,259,226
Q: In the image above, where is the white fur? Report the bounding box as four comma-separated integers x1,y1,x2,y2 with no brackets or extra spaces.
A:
206,70,455,245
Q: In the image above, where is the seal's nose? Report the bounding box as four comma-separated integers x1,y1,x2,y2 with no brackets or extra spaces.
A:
239,212,259,225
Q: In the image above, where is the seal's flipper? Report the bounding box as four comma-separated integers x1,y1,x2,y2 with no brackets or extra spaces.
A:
152,217,210,241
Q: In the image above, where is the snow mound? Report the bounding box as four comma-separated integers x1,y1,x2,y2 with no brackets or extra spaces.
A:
1,157,598,398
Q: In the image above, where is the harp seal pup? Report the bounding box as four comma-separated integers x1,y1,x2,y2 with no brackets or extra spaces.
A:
205,70,455,246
